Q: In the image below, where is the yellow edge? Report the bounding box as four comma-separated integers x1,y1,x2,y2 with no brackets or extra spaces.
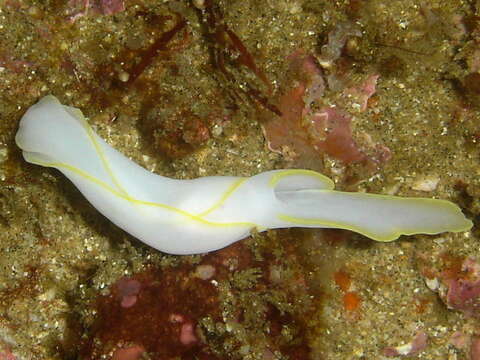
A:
268,169,334,189
277,204,472,242
28,157,257,229
196,177,248,217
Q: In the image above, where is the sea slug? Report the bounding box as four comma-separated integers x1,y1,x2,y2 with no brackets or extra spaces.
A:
15,96,472,254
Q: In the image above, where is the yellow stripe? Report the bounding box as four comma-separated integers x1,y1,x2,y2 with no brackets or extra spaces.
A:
269,169,334,189
65,103,130,197
27,102,258,229
27,156,257,229
196,177,248,217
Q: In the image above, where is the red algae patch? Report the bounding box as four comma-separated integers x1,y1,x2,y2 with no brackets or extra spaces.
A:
261,51,324,167
310,107,365,164
333,269,351,292
342,291,361,312
81,264,220,359
112,345,145,360
81,240,315,359
261,49,389,172
333,268,361,312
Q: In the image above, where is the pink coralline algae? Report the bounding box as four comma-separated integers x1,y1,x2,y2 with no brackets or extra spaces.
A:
0,354,15,360
0,351,16,360
168,313,198,346
96,0,125,15
449,332,480,360
450,331,470,350
68,0,125,22
309,107,365,164
261,52,327,166
442,257,480,317
179,322,198,346
345,74,380,112
115,278,141,308
261,50,388,170
383,331,428,357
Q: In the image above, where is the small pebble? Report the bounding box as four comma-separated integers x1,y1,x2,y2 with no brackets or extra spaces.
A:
211,124,223,137
194,264,215,280
411,175,439,192
425,277,439,291
118,70,130,83
192,0,205,9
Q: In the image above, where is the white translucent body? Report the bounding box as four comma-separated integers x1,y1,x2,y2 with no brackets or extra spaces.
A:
15,96,473,254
